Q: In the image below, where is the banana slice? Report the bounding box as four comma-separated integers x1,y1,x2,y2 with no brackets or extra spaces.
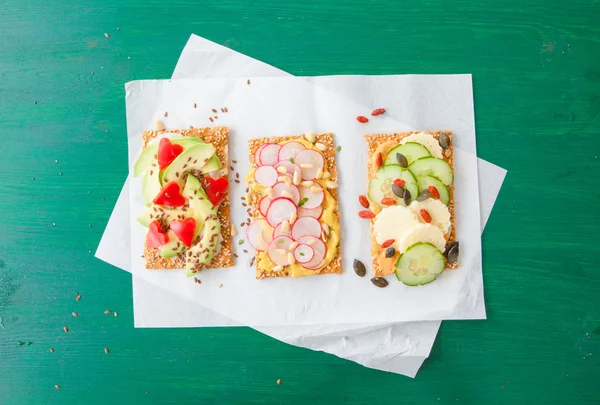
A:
398,223,446,254
409,199,451,235
401,132,443,159
373,205,419,248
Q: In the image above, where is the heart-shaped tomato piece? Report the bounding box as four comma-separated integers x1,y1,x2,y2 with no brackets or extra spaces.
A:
170,218,196,248
202,176,229,207
153,181,186,207
146,220,169,248
157,138,184,170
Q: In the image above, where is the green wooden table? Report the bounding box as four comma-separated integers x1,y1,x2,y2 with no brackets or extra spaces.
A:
1,0,599,403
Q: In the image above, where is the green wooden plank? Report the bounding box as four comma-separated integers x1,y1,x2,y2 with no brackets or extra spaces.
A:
0,0,599,404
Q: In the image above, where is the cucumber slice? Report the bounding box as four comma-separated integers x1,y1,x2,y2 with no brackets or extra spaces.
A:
395,242,445,286
385,142,431,166
416,175,450,206
409,157,453,185
368,164,418,207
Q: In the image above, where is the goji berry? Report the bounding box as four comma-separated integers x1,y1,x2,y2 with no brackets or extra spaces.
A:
428,186,440,199
393,178,405,187
420,209,432,223
371,108,386,116
357,116,369,123
381,198,396,206
381,239,395,249
358,210,375,219
375,152,383,168
358,195,369,209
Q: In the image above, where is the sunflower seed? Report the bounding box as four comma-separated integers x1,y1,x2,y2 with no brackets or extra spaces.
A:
445,242,459,264
392,184,405,198
396,153,408,168
371,277,389,288
417,189,430,202
439,133,450,150
353,259,366,277
403,189,411,205
385,247,396,258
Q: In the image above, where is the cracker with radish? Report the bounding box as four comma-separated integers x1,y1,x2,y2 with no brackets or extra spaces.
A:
362,131,458,285
246,133,342,278
133,126,234,275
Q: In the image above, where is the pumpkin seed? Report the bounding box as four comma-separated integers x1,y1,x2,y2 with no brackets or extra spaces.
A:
439,133,450,150
417,189,430,202
403,189,411,206
392,184,405,198
371,277,389,288
396,153,408,168
444,241,459,264
353,259,366,277
385,247,396,258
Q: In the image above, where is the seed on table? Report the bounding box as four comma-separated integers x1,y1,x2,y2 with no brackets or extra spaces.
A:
104,348,109,354
63,326,69,333
104,310,111,315
277,379,281,385
371,277,389,288
49,348,55,353
72,312,78,317
353,259,366,277
55,385,60,390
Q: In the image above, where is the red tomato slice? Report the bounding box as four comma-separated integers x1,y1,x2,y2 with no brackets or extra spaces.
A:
153,181,186,207
170,218,196,248
157,138,184,170
202,177,229,207
146,220,169,248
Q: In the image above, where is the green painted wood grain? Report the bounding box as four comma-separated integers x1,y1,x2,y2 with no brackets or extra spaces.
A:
0,0,599,403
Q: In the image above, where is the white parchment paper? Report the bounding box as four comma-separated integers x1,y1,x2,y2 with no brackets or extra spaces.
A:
126,74,484,326
96,35,507,377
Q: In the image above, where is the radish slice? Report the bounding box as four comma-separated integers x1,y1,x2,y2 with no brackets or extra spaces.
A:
272,182,300,205
299,182,325,209
254,166,278,187
294,149,325,180
246,219,271,251
259,144,282,166
273,222,291,238
278,141,306,162
275,161,302,179
291,217,322,240
267,236,294,267
296,236,327,270
266,197,298,228
298,206,323,220
259,196,271,217
254,144,267,166
294,244,314,264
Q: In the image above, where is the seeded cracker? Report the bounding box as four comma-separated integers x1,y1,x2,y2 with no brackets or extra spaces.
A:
142,127,234,271
247,133,342,279
364,131,457,277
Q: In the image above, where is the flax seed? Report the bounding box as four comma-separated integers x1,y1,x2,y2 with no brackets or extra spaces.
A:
50,348,55,353
104,310,111,315
72,312,78,317
104,348,109,354
63,326,69,333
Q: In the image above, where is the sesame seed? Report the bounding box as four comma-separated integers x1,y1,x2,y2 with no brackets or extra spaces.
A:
76,295,81,301
104,33,110,38
55,385,60,390
49,348,55,353
114,312,118,317
277,379,281,385
72,312,78,317
104,310,111,315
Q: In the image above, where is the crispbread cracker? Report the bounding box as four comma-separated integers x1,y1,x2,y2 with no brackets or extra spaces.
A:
142,127,234,271
247,133,342,279
364,131,456,277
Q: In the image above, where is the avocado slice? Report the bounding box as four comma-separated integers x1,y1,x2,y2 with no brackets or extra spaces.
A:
133,136,206,177
162,144,217,184
142,168,161,206
137,205,195,228
160,230,186,258
183,175,221,276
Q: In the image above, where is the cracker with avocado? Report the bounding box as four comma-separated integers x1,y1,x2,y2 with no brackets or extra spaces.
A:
364,131,457,278
139,126,233,274
246,133,342,279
